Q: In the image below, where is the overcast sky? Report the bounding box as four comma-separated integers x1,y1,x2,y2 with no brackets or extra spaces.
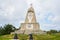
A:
0,0,60,31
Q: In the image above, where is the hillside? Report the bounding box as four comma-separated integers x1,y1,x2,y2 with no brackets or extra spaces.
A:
0,33,60,40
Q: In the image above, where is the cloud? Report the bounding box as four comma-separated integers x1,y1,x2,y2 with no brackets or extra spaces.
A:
0,0,60,30
36,0,60,31
0,0,27,28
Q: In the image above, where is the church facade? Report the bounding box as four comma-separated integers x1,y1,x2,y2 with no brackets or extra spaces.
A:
11,5,45,34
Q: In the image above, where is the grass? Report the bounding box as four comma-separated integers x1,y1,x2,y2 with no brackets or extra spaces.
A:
0,33,60,40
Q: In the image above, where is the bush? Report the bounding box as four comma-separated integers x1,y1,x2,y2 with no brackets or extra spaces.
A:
0,24,16,35
47,30,58,34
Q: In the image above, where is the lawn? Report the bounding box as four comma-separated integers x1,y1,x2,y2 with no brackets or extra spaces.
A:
0,33,60,40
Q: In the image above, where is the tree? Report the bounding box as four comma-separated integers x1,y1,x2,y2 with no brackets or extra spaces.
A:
58,30,60,33
47,30,58,34
0,24,16,35
0,26,5,35
0,26,2,35
4,24,16,34
50,30,57,33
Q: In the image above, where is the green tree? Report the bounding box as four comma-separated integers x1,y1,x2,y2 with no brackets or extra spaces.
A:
59,30,60,33
0,26,2,35
0,24,16,35
0,26,5,35
4,24,16,34
47,30,58,34
50,30,57,33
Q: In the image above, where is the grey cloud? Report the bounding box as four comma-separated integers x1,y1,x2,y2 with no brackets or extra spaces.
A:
0,0,27,28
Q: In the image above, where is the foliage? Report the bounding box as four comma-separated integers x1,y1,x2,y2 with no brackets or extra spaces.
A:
58,30,60,33
0,24,16,35
47,30,58,34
